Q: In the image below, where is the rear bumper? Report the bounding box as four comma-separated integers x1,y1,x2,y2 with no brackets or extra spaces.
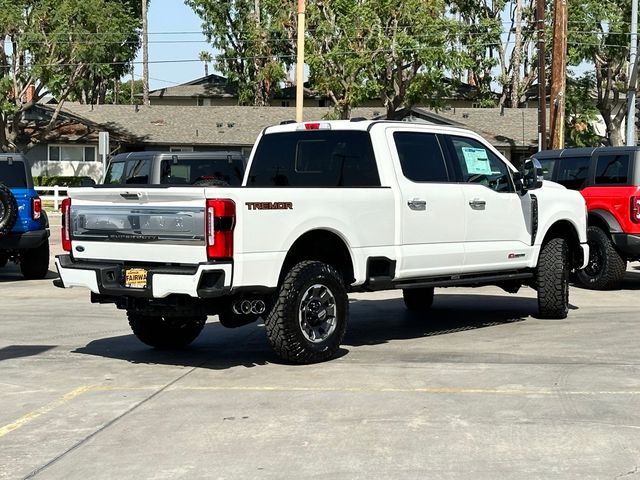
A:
0,229,49,250
54,254,232,298
611,233,640,259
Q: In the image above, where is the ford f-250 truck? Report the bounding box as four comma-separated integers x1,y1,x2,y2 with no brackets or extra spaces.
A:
54,120,588,364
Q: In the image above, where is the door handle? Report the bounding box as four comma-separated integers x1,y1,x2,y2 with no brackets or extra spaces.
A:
408,199,426,211
469,198,486,210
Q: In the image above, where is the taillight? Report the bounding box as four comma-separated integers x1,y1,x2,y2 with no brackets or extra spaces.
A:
205,199,235,259
297,122,331,130
632,196,640,223
32,197,42,220
61,197,72,252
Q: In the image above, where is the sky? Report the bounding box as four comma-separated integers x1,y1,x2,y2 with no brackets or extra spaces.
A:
132,2,212,90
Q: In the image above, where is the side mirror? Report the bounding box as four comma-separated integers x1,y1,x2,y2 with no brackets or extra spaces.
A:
518,158,543,193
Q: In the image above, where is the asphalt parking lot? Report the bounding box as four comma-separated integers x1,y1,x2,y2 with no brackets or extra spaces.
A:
1,217,640,479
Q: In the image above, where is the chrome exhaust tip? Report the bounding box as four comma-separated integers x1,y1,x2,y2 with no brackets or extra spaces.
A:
251,300,266,315
240,300,252,315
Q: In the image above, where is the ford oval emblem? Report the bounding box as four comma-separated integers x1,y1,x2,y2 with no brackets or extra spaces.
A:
75,246,85,252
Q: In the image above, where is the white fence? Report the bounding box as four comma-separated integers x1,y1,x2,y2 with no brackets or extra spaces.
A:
35,186,68,211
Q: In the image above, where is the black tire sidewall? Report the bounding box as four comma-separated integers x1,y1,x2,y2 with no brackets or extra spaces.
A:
287,267,348,354
20,241,50,279
128,313,205,348
576,226,626,289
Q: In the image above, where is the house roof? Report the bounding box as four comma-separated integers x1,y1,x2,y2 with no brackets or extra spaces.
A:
50,104,540,149
58,104,385,146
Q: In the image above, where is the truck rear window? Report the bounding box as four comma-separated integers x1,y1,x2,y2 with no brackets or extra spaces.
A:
247,131,380,187
160,158,244,186
0,161,28,188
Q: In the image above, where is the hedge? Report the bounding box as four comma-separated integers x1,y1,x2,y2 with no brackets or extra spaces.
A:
33,176,91,187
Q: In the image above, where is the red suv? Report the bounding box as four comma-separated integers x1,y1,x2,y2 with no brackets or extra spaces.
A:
534,147,640,289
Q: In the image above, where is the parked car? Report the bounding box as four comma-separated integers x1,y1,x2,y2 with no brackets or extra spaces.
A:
55,120,588,364
103,151,246,186
533,146,640,289
0,154,50,279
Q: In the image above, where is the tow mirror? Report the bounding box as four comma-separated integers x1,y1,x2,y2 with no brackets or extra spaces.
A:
518,158,543,193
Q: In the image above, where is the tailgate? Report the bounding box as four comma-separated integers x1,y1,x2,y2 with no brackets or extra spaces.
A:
68,187,210,264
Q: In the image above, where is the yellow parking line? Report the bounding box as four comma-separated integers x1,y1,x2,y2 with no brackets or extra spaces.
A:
0,385,94,438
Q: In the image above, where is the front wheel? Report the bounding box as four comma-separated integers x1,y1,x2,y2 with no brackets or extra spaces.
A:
127,312,205,348
536,237,569,319
264,261,348,364
576,226,626,290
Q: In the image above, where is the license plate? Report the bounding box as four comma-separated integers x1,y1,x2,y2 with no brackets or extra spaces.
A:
124,268,148,289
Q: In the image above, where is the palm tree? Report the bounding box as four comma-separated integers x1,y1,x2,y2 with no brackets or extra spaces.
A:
199,51,213,77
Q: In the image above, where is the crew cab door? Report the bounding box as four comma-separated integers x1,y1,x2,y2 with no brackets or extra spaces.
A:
387,128,466,278
442,135,533,273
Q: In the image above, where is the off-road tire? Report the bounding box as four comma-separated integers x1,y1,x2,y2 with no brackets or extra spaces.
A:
402,287,435,312
20,241,50,279
576,226,626,290
0,253,8,268
127,312,206,348
536,237,569,319
0,184,18,237
264,261,348,364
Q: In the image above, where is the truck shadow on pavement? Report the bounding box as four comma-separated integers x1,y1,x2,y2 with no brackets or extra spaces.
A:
0,266,58,283
74,293,542,369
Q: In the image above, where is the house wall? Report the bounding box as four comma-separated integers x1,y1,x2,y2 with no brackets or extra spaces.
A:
24,144,104,182
150,97,237,106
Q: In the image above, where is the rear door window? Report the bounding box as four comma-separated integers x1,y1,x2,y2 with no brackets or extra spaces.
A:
595,154,630,184
248,131,380,187
556,156,590,190
0,161,28,188
393,132,449,182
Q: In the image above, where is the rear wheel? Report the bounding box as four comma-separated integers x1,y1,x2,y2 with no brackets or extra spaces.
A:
127,312,205,348
0,253,7,268
20,241,50,279
576,226,626,290
402,287,434,312
536,237,569,319
264,261,348,364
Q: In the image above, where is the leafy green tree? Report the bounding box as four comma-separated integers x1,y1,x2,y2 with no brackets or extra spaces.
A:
364,0,460,117
0,0,140,152
186,0,295,106
105,78,144,105
565,73,604,147
568,0,631,146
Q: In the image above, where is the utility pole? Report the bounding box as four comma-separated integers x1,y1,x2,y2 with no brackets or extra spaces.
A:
549,0,567,149
142,0,150,106
536,0,547,151
295,0,305,122
626,0,638,145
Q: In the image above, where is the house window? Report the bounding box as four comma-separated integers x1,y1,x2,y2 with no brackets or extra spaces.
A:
169,146,194,152
197,97,204,106
281,101,291,107
48,145,97,162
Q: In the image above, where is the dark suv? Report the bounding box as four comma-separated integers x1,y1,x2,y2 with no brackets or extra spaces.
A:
103,151,246,186
0,154,50,279
533,147,640,289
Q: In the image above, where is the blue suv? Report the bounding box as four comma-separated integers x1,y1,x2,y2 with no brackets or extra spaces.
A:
0,154,50,279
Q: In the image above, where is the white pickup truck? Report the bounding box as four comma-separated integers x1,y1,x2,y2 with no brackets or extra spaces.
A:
55,120,588,364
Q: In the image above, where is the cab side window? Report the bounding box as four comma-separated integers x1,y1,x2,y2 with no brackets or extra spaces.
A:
449,136,514,192
556,156,590,190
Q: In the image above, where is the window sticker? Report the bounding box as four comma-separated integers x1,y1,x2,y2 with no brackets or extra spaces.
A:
461,147,492,175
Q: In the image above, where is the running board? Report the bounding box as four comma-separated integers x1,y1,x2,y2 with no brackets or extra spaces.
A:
395,271,533,290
